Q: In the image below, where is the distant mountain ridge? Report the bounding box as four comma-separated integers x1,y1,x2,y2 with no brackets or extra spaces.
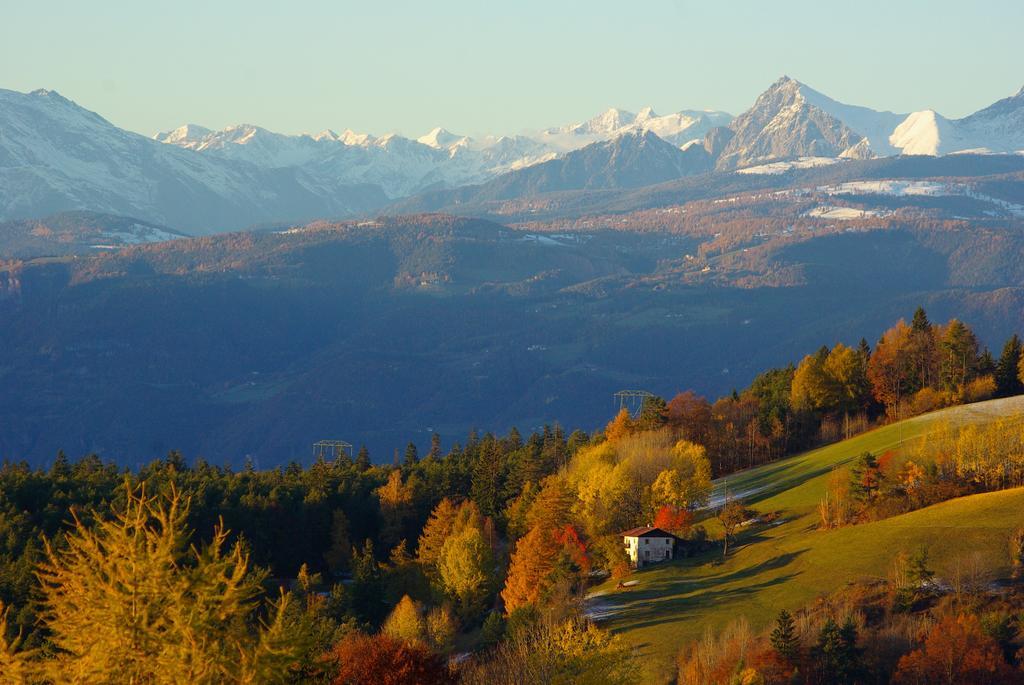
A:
2,78,1024,233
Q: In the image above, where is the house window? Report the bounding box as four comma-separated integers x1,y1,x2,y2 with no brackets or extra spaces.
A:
644,539,649,545
666,539,670,544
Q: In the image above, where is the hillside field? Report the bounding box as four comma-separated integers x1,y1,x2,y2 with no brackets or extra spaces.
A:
588,396,1024,682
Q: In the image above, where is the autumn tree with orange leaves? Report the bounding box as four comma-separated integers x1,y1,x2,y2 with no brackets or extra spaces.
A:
891,613,1019,685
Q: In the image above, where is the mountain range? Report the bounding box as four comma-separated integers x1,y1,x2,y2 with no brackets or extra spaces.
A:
1,77,1023,235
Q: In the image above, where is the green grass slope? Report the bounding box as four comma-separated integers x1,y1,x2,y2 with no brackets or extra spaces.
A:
590,395,1024,682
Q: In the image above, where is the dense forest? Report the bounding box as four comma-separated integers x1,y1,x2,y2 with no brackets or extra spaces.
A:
3,308,1024,683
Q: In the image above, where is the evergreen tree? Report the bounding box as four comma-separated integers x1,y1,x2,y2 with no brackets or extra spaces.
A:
324,509,353,576
857,337,871,362
351,540,385,624
49,450,71,480
850,452,881,504
470,437,503,518
769,609,800,664
637,395,668,431
813,617,861,684
908,546,934,587
977,348,997,377
995,334,1024,397
427,433,442,461
355,445,371,471
910,306,930,332
403,442,419,468
939,319,979,392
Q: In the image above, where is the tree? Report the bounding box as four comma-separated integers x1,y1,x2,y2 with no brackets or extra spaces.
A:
908,546,934,588
376,469,413,550
0,600,35,684
995,334,1024,397
636,395,668,432
425,604,458,654
324,509,353,576
351,540,385,623
850,451,882,505
652,505,694,535
604,408,634,444
812,617,861,685
1009,527,1024,581
382,595,426,646
868,320,915,418
326,632,454,685
939,319,979,393
824,343,871,414
36,483,301,684
403,442,419,468
437,525,493,619
355,445,371,471
791,347,839,412
717,498,750,558
893,613,1016,685
501,526,555,613
769,609,800,665
906,307,939,391
417,498,458,577
427,433,442,461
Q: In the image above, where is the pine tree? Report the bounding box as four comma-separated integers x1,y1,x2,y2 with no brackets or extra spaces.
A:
470,437,503,518
355,445,371,471
850,452,881,504
351,539,385,624
769,609,800,664
977,348,997,377
403,442,419,468
427,433,442,461
813,617,860,684
637,395,668,431
323,509,352,576
995,334,1023,397
857,337,871,362
49,450,71,480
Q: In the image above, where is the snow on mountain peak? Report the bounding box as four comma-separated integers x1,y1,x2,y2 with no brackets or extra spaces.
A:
154,124,213,147
417,127,467,149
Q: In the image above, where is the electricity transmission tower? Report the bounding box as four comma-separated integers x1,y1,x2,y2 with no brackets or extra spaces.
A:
312,439,353,461
613,390,654,418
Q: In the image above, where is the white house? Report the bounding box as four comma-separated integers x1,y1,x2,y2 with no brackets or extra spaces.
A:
622,526,676,568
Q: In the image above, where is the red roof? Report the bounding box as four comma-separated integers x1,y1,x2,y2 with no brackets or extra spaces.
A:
621,526,675,538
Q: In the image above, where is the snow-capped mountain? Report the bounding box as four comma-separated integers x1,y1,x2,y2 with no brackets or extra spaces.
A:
152,121,557,199
540,106,732,149
0,88,385,233
719,77,1024,169
890,86,1024,155
716,76,907,169
4,80,1024,234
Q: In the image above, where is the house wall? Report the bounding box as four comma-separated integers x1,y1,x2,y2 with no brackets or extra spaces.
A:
624,535,674,568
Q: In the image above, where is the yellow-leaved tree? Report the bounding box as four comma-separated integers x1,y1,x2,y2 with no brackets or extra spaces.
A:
0,600,35,685
34,482,303,685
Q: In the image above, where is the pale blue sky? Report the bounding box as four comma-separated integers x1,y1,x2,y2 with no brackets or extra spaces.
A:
2,0,1022,138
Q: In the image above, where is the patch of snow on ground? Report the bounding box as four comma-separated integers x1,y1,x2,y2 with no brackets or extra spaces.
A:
819,180,950,196
102,224,182,245
805,206,886,220
737,157,839,175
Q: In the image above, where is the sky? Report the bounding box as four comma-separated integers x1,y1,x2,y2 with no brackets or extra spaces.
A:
2,0,1023,138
